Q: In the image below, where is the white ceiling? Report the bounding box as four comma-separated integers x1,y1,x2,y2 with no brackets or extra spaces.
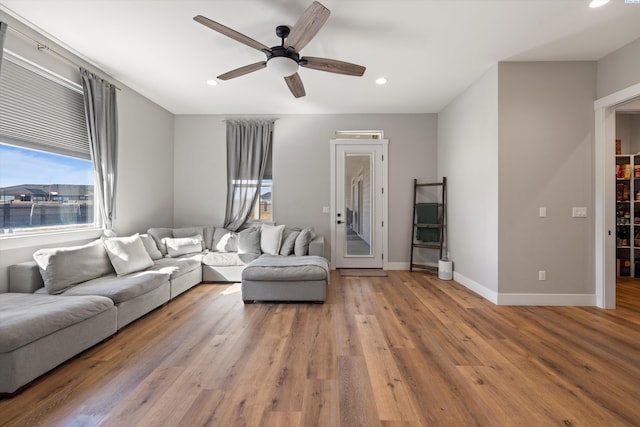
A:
1,0,639,115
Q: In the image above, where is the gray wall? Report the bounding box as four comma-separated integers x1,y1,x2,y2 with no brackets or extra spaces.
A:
0,13,174,292
597,37,640,100
438,65,499,294
436,37,640,304
498,62,596,296
173,114,438,265
438,62,597,301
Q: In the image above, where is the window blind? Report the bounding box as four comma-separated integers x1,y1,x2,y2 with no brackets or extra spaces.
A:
0,52,89,159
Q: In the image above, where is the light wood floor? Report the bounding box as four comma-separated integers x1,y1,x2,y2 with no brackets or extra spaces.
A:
1,272,639,426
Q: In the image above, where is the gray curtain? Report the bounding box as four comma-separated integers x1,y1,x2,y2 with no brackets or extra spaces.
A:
224,119,274,231
80,67,118,230
0,22,7,73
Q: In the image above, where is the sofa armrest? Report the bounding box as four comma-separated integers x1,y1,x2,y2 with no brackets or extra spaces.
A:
9,261,44,293
308,236,325,258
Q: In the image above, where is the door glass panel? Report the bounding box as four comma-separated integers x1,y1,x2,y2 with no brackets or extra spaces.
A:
344,153,372,256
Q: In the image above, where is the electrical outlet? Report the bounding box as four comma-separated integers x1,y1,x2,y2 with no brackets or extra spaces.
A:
538,270,546,281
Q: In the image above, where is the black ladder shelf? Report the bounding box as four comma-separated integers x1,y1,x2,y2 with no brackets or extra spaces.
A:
410,177,447,273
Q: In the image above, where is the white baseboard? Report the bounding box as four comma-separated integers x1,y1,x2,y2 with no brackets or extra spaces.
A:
385,261,409,270
453,272,596,306
453,272,499,304
496,293,596,306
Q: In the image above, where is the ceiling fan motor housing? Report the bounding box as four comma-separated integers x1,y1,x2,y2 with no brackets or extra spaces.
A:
266,45,301,76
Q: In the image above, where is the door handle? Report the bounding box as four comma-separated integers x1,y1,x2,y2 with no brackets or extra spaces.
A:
337,220,343,224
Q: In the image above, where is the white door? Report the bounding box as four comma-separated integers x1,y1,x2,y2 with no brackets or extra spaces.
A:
330,140,388,269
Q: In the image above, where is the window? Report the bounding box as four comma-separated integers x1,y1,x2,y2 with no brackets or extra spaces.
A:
0,50,94,235
249,179,272,221
335,130,384,140
248,143,273,222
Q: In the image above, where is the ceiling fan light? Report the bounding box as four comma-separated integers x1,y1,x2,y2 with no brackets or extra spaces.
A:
589,0,610,8
267,56,299,77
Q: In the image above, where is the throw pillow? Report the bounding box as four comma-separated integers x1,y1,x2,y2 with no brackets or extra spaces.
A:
103,234,155,276
173,227,206,250
238,227,261,254
294,228,314,256
212,227,238,252
147,227,173,255
279,228,301,256
163,235,204,257
139,234,163,260
260,224,285,255
33,240,115,294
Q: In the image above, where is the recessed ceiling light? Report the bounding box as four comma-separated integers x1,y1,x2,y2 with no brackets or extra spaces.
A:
207,79,218,86
589,0,610,8
376,77,387,85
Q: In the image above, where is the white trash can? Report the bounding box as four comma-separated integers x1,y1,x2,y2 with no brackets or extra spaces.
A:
438,259,453,280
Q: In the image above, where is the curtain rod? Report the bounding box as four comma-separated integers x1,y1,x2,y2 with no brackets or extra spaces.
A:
7,25,121,90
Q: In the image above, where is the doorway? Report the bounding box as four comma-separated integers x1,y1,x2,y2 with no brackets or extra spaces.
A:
330,139,388,269
595,83,640,309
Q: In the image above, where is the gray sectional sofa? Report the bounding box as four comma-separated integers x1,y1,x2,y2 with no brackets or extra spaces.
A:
1,224,324,394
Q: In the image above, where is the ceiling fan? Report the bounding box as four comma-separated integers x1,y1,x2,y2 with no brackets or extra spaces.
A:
194,1,366,98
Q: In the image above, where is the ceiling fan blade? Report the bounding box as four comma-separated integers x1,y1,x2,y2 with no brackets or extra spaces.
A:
285,1,331,51
284,73,306,98
217,61,267,80
194,15,270,52
300,56,366,76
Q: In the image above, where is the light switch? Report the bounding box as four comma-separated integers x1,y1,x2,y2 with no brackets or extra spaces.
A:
322,206,329,214
539,207,546,217
572,207,587,218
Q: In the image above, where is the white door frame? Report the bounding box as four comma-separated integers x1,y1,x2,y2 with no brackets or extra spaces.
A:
330,139,389,270
594,82,640,308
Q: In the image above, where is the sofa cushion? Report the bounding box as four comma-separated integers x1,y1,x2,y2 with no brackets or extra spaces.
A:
139,234,163,260
202,226,215,250
59,270,170,304
294,228,314,256
212,228,237,252
280,228,300,256
147,254,203,280
238,227,261,254
241,255,329,282
0,293,114,353
173,227,206,250
148,227,173,255
33,240,115,295
163,236,204,257
103,234,155,276
260,224,285,255
202,252,260,267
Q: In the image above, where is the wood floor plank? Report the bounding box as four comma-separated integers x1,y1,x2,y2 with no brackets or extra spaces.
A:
176,388,225,427
1,274,640,426
96,366,184,427
354,314,418,422
299,379,339,427
337,355,380,426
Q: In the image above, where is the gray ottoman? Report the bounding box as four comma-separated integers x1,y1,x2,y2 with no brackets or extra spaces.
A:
241,255,329,303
